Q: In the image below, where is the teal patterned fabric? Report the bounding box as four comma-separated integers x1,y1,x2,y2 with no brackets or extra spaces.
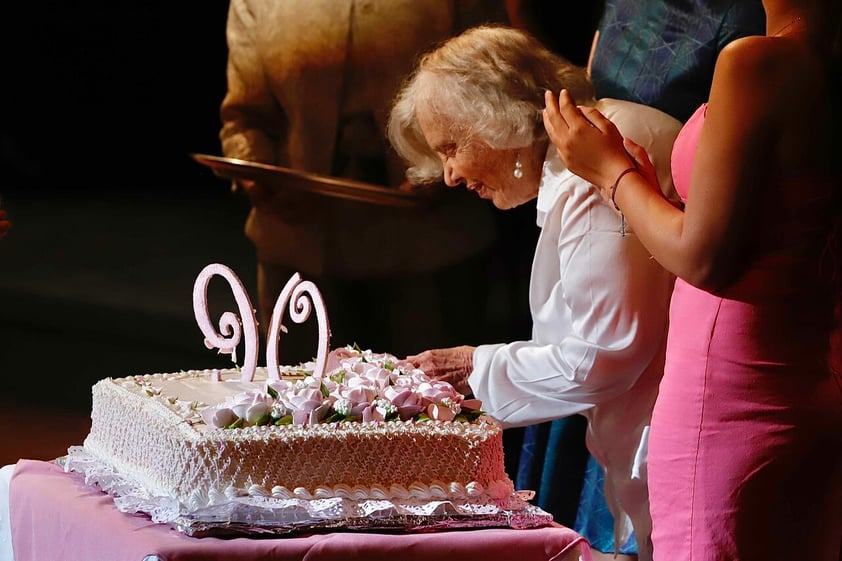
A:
573,455,638,554
517,419,637,553
590,0,766,122
516,416,589,528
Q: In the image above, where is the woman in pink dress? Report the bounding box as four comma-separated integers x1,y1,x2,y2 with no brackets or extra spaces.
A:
543,0,842,559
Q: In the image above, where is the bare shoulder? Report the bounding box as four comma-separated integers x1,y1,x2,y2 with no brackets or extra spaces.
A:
717,35,817,89
710,35,829,167
711,35,821,117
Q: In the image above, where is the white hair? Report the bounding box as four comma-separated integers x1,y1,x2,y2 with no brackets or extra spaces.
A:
388,25,595,184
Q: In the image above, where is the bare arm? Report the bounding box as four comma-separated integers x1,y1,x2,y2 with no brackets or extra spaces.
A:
544,37,786,291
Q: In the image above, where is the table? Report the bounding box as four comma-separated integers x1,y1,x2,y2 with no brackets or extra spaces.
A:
4,460,591,561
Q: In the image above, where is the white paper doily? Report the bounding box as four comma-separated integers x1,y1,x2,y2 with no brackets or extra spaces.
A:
58,447,553,537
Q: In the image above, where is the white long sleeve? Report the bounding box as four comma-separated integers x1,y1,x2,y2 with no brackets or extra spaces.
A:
470,152,672,428
469,98,679,430
468,99,681,551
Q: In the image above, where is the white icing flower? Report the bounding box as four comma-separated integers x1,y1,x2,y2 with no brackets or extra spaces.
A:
373,398,397,417
334,398,352,416
271,402,290,419
440,397,461,415
200,406,237,428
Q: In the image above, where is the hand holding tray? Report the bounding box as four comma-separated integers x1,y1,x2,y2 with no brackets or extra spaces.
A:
192,153,434,209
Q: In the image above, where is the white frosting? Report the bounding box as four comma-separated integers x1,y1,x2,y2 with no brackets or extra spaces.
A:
80,363,515,517
69,267,522,526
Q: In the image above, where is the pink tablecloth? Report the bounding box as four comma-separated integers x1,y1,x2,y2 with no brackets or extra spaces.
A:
10,460,590,561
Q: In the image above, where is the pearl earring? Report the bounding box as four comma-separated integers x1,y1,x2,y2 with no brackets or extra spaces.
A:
513,155,523,179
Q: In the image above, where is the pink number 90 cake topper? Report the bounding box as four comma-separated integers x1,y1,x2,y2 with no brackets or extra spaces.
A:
192,263,330,381
266,272,330,380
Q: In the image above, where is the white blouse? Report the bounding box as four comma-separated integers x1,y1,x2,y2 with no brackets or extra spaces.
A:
469,98,681,550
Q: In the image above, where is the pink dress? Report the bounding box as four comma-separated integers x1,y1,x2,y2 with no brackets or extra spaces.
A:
648,104,842,560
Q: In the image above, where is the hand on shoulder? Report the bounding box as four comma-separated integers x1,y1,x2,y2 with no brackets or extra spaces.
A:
543,89,637,197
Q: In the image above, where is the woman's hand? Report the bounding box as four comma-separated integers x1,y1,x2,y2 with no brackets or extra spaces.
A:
404,345,476,397
622,136,662,196
543,89,637,201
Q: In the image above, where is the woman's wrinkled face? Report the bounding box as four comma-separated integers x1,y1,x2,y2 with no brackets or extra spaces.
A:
417,112,538,210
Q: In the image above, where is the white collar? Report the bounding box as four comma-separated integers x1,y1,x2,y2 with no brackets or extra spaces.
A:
535,146,572,227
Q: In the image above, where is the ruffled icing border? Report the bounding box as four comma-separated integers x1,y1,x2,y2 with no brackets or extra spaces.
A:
58,447,553,536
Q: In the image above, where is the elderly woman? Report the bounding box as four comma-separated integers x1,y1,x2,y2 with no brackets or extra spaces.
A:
388,26,680,560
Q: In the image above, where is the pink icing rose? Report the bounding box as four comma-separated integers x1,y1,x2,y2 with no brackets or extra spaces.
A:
338,384,377,406
266,379,296,396
382,386,425,420
361,401,397,423
461,398,483,411
417,381,463,405
325,347,357,372
278,385,336,426
229,392,273,424
285,387,325,413
426,402,457,421
291,403,331,425
350,360,391,384
200,406,238,428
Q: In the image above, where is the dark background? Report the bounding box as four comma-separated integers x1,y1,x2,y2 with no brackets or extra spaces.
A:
0,2,603,464
1,2,231,191
0,2,251,464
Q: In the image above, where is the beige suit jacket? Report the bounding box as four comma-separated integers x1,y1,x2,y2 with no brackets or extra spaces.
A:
220,0,504,277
